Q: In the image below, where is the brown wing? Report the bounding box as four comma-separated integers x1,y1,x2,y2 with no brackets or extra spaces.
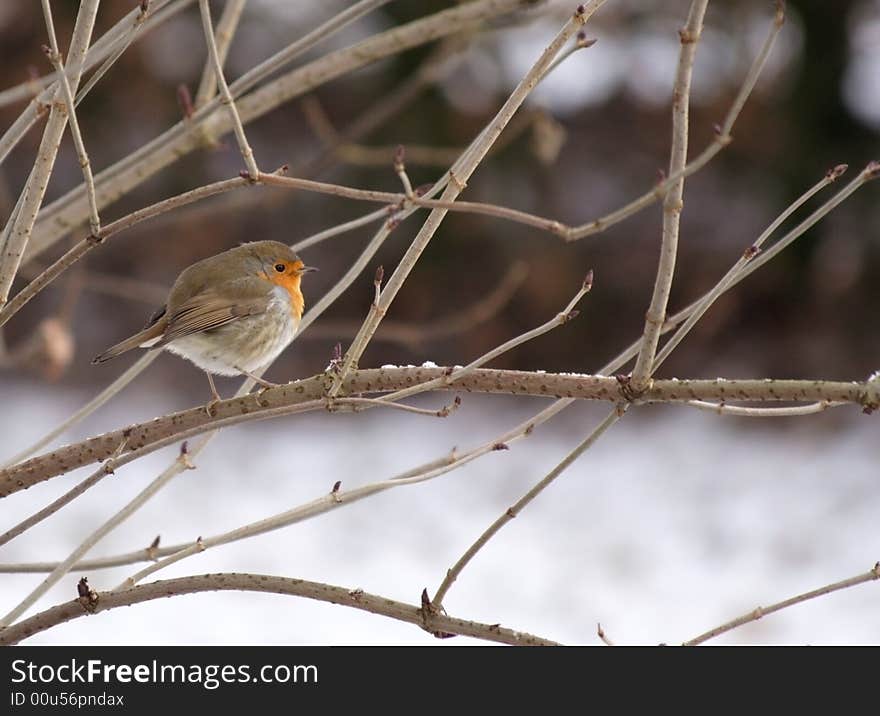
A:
157,278,272,346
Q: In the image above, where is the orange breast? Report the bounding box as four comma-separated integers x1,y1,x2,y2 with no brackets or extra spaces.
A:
260,272,305,319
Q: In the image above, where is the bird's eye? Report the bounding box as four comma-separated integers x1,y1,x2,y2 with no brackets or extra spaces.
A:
274,263,285,272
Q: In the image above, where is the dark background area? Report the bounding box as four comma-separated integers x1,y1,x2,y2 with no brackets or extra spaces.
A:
1,0,877,397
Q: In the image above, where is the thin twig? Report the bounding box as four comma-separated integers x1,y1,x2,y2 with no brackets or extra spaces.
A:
630,0,708,392
0,437,129,548
378,271,592,404
74,1,153,107
684,400,841,417
713,162,879,297
542,29,597,77
290,206,392,252
198,0,259,178
1,352,159,467
599,161,880,376
0,0,100,308
114,537,205,591
651,164,847,372
432,405,624,609
258,172,401,203
327,2,606,397
684,562,880,645
41,0,101,235
0,395,575,576
303,261,528,347
394,146,415,198
0,442,198,627
194,0,246,107
329,395,462,418
28,0,503,259
597,622,615,646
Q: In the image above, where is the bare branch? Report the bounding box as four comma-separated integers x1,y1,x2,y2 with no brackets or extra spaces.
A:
376,273,592,404
27,0,529,261
0,0,100,308
651,165,845,372
600,161,879,376
432,406,624,609
73,0,153,106
0,1,191,161
40,1,100,235
0,437,128,549
597,622,615,646
326,2,607,397
290,206,391,252
2,369,876,498
0,397,574,576
198,0,259,178
1,352,159,467
0,573,560,646
684,400,842,417
684,562,880,646
303,261,528,347
0,441,198,627
630,0,709,391
194,0,247,107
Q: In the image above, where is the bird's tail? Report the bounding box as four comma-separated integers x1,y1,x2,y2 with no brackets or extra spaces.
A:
92,320,166,364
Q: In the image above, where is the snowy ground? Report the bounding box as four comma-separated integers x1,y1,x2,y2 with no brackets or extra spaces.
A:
0,378,877,645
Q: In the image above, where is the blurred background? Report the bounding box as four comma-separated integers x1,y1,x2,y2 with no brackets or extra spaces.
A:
0,0,878,645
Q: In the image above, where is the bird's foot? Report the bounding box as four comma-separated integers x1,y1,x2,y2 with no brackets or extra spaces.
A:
204,372,222,417
204,398,220,417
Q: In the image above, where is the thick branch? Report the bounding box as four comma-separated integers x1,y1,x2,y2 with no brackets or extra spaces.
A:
1,368,875,497
0,573,559,646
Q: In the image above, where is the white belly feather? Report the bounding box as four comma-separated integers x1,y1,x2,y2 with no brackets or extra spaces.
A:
161,286,299,375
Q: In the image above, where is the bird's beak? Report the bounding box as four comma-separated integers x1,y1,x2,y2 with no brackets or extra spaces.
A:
298,266,319,274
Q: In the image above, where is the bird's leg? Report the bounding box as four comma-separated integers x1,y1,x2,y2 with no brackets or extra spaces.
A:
204,371,222,416
234,366,281,392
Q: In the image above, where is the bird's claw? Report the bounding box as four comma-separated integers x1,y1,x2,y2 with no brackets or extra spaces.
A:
204,398,220,417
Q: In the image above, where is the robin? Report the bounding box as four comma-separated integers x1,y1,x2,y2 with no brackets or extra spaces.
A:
93,240,317,401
